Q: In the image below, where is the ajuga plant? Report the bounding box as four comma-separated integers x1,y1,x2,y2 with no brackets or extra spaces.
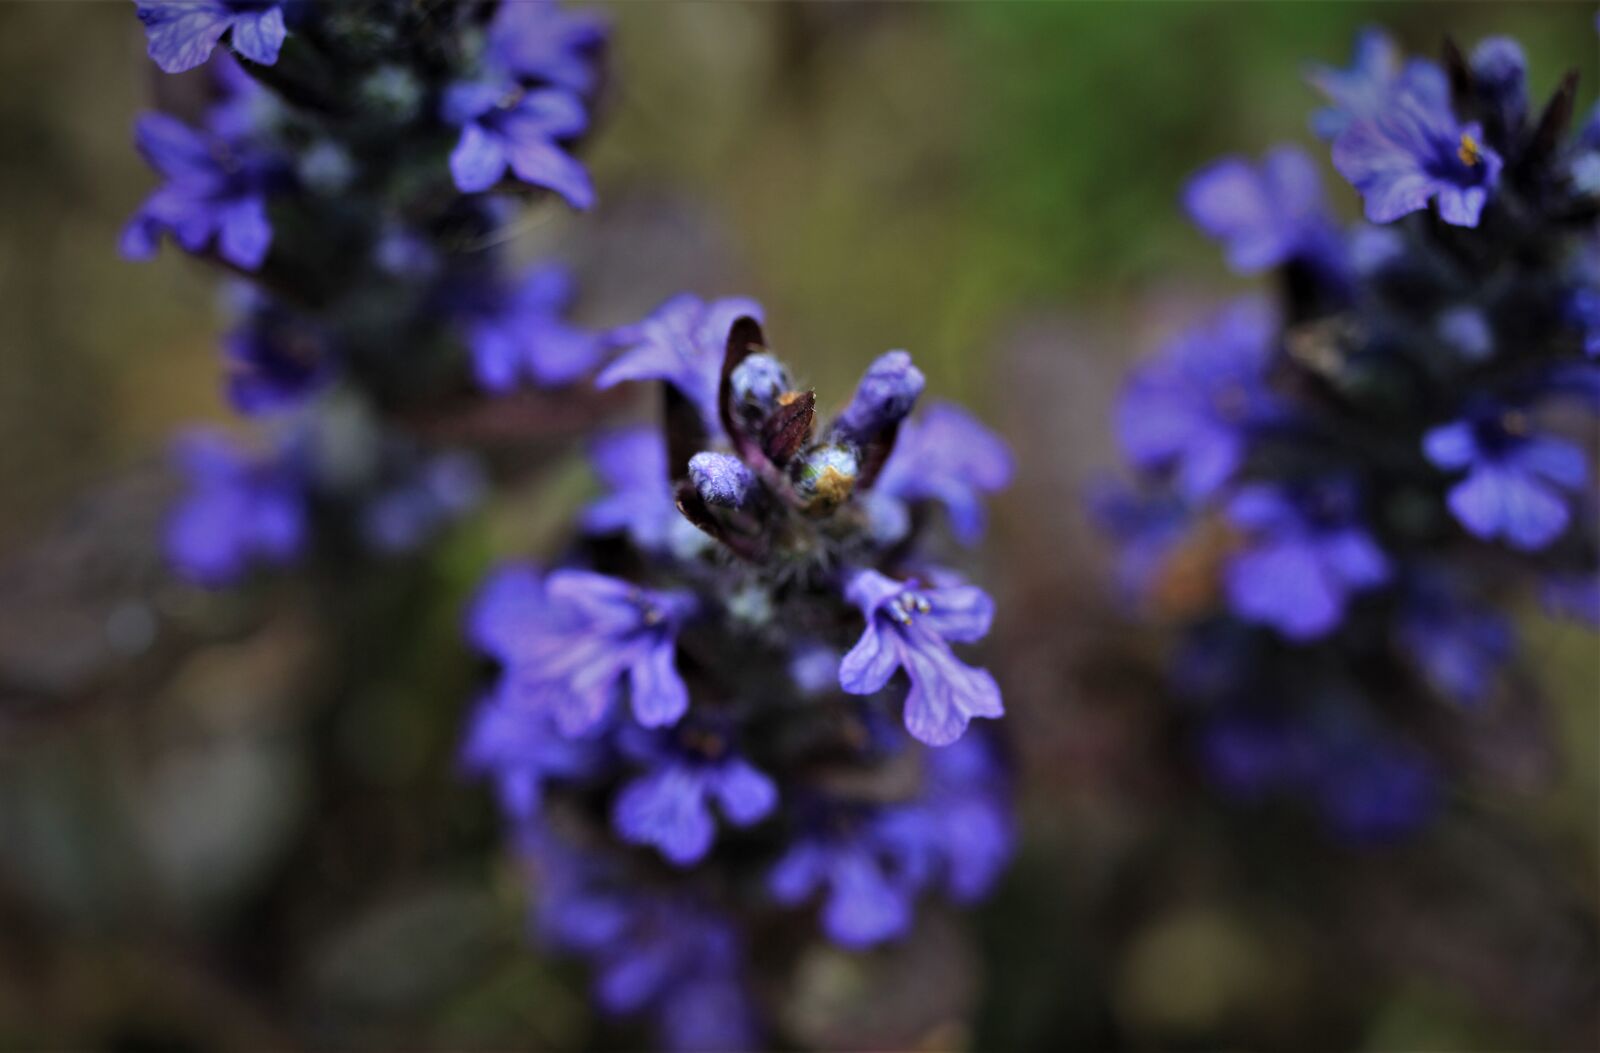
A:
463,297,1016,1048
126,0,611,584
1099,28,1599,839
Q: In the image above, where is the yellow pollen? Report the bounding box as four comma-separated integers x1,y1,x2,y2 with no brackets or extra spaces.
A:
1457,133,1482,168
814,465,853,504
777,390,801,407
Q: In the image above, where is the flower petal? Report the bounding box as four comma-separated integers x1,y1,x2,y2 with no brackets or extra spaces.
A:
229,6,286,66
136,0,231,74
921,584,994,643
839,619,901,695
502,133,595,210
1422,421,1478,468
708,757,777,826
1448,466,1569,550
217,195,272,270
767,843,827,904
1226,540,1344,640
628,637,689,727
612,765,714,865
449,123,507,193
821,850,911,948
900,641,1003,746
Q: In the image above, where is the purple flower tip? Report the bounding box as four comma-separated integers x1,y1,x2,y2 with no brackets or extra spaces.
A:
834,350,926,444
688,452,758,508
728,353,790,410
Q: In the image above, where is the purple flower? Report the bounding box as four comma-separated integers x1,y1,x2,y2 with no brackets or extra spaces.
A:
1311,734,1436,840
466,562,547,657
121,112,276,270
443,81,593,207
360,453,485,554
471,566,697,735
1469,36,1528,136
611,728,777,865
788,643,841,696
1332,85,1503,227
134,0,286,75
205,51,280,141
1117,299,1278,500
468,264,610,390
839,569,1003,747
771,736,1010,947
871,402,1013,546
486,0,607,95
530,845,757,1053
767,823,919,948
656,974,760,1053
688,452,759,508
1201,713,1312,800
1397,588,1511,707
460,693,602,821
589,905,752,1051
1201,709,1435,839
221,286,331,414
1423,416,1587,550
1582,98,1600,153
596,294,765,429
1307,29,1447,140
1571,103,1600,195
1184,146,1341,273
727,352,789,414
907,735,1013,901
1223,484,1391,640
831,350,926,448
166,429,304,585
582,429,682,552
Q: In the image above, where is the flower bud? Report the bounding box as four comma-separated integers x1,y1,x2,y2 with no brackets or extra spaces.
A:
833,351,925,446
729,352,792,417
689,452,759,509
1471,37,1527,134
791,444,859,513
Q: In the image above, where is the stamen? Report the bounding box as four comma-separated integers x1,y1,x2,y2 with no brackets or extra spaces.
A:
1457,133,1482,168
634,590,665,625
814,465,853,505
889,592,928,625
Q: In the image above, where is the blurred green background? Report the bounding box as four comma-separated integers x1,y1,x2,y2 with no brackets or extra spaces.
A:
0,2,1595,1050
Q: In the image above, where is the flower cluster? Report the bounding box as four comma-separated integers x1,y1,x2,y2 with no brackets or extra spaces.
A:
127,0,612,584
1102,29,1599,839
465,299,1014,1046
